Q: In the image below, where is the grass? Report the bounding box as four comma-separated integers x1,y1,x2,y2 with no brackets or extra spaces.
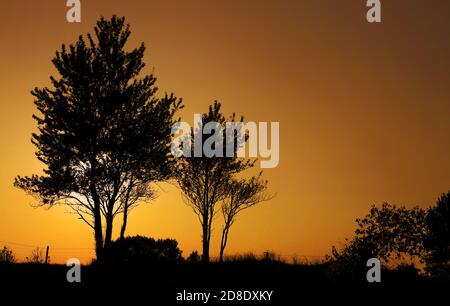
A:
0,256,448,303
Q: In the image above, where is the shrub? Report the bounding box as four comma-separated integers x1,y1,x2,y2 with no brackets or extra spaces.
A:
105,235,183,263
0,246,15,263
187,251,200,263
424,191,450,278
26,247,47,264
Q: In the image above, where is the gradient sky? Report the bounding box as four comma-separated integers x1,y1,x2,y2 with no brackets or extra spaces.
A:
0,0,449,263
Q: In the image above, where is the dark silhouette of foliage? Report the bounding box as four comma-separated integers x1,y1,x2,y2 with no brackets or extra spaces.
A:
104,235,183,263
14,16,182,261
327,203,427,281
354,203,427,262
424,191,450,277
219,173,271,262
327,236,376,283
26,247,47,264
175,101,254,263
0,246,15,263
187,250,201,263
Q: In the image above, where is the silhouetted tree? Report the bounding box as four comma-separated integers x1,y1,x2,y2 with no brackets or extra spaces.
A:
354,203,427,262
175,101,253,262
328,203,427,281
424,191,450,277
219,173,271,262
0,246,15,263
14,16,182,261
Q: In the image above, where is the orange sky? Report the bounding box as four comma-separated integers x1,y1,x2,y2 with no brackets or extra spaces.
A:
0,0,449,264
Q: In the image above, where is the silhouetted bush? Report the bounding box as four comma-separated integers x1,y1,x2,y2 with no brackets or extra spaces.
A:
326,203,427,283
26,247,47,264
105,235,183,264
187,251,200,263
326,237,376,283
424,191,450,278
394,263,421,277
0,246,15,263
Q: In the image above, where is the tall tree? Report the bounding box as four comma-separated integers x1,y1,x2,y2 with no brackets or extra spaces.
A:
175,101,253,262
14,16,182,261
219,174,271,262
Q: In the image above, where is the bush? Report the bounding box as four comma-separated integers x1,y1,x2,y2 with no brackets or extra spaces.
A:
424,191,450,278
326,202,428,283
105,235,183,264
26,247,47,264
0,246,15,263
326,237,376,283
187,251,200,263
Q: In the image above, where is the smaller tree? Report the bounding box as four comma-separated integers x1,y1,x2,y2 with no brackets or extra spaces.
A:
0,246,16,263
219,173,272,262
175,101,254,263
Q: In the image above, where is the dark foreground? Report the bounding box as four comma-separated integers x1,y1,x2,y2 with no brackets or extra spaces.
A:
0,261,448,304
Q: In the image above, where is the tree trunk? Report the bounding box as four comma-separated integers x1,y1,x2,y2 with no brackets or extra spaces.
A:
104,184,120,260
120,207,128,240
202,227,210,263
90,177,104,262
219,228,226,262
202,170,210,263
219,222,230,262
104,211,113,252
120,180,133,240
219,233,225,262
93,203,104,262
202,212,210,263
